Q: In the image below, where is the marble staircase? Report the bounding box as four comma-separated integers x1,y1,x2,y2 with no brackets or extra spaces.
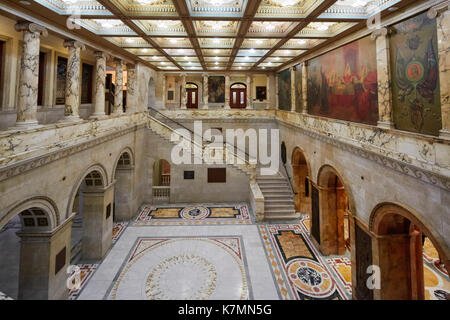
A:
256,172,300,221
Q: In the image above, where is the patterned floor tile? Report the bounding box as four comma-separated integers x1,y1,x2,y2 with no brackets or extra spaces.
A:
133,204,251,226
68,264,98,300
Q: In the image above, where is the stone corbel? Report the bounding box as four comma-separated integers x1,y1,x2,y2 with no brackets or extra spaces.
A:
427,1,450,19
15,21,48,36
370,27,389,41
63,39,86,50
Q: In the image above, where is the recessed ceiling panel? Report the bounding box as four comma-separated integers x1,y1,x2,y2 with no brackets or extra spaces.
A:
134,20,186,36
194,21,239,37
78,19,135,35
104,36,150,47
186,0,247,18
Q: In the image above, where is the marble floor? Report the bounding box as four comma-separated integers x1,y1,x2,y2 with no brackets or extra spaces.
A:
2,203,448,300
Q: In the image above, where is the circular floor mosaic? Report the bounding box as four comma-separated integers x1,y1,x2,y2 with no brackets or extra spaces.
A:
179,206,211,220
286,258,335,298
145,254,217,300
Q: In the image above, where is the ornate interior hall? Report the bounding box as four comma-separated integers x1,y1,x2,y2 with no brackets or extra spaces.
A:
0,0,449,301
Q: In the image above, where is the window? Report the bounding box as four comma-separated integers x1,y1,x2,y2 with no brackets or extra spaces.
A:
37,51,46,106
207,168,226,183
56,56,67,105
81,63,93,104
184,171,195,180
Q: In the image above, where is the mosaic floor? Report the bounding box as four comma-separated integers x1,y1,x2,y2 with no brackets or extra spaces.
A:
73,205,449,300
134,204,251,226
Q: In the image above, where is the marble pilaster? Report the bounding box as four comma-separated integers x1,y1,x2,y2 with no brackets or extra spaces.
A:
301,62,308,114
290,66,296,112
113,58,124,114
246,75,253,109
126,63,137,113
428,5,450,139
13,22,48,128
161,75,166,110
90,51,107,119
266,73,271,110
61,40,85,122
372,28,395,129
224,74,231,109
180,73,187,109
202,73,209,109
275,73,279,110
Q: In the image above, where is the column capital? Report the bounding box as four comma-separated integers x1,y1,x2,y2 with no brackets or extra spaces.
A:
202,72,209,77
114,57,123,65
15,21,48,36
180,72,187,77
126,62,136,69
94,51,109,59
63,39,85,50
370,27,390,41
427,1,449,19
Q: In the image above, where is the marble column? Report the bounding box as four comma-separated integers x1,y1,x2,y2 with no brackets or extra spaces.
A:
90,51,107,119
61,40,85,122
161,75,166,110
266,73,271,110
180,73,187,109
371,28,395,129
246,74,253,110
113,58,124,114
224,73,231,109
126,63,137,113
202,73,209,109
290,66,296,112
13,22,48,128
275,73,279,110
301,62,308,114
428,5,450,139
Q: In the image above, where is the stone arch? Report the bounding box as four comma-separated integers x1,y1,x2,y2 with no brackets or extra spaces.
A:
112,147,136,221
314,164,355,256
0,196,59,231
291,147,312,215
112,147,135,180
370,201,450,300
65,163,108,220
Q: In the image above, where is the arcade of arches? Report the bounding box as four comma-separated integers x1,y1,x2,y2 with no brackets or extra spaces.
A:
0,0,449,301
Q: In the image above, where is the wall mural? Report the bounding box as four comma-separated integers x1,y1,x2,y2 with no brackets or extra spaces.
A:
307,36,378,125
208,76,225,103
278,68,291,111
295,65,302,112
390,12,441,136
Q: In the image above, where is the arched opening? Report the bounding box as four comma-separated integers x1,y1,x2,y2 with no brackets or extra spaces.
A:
113,151,134,222
315,165,351,256
0,201,64,300
230,82,246,108
186,82,198,109
148,77,156,109
291,147,311,222
152,159,171,203
371,203,450,300
70,167,113,263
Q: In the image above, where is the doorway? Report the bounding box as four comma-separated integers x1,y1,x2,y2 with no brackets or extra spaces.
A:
186,83,198,109
230,83,246,108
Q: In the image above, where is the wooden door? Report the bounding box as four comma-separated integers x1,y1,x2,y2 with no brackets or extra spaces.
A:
230,88,246,108
186,87,198,109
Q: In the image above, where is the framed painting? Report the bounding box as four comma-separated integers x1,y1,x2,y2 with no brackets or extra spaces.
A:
256,86,267,101
278,68,291,111
208,76,225,103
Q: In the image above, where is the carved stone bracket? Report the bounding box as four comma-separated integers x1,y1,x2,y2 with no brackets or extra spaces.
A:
427,1,450,19
370,27,389,41
63,40,86,50
14,21,48,36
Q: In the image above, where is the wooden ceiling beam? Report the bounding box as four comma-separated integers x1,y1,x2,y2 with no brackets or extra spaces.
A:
96,0,183,70
251,0,338,71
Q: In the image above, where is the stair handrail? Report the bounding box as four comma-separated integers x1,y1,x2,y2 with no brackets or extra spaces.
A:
147,107,256,165
146,112,254,169
283,163,297,195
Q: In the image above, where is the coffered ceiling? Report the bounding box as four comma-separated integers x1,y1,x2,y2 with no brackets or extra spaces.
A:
16,0,415,72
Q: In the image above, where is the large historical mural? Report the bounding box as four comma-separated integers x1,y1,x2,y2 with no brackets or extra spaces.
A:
390,12,441,136
307,36,378,125
278,68,291,111
295,65,302,112
208,76,225,103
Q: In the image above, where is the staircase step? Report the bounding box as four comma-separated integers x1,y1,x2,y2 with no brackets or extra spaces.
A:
265,199,295,205
265,204,296,210
264,208,296,214
264,213,301,220
260,189,292,194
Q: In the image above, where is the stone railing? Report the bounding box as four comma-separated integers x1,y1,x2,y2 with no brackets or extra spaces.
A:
152,186,170,200
155,108,450,191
